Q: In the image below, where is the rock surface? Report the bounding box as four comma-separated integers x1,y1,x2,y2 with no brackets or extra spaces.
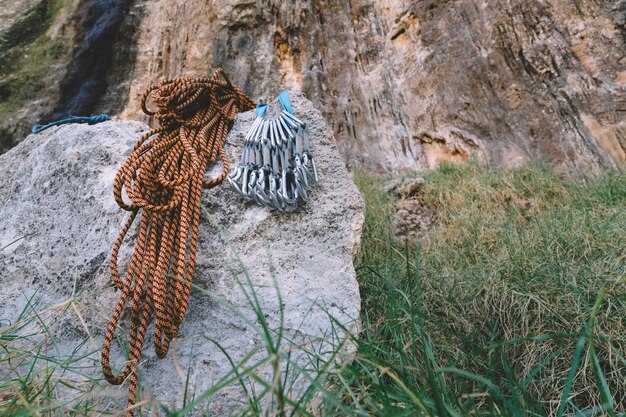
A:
391,194,435,241
1,0,624,173
0,92,364,413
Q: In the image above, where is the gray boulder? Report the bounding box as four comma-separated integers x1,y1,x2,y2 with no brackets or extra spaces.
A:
0,91,364,414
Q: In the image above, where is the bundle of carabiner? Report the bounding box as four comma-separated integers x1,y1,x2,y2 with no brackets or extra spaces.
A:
228,91,319,211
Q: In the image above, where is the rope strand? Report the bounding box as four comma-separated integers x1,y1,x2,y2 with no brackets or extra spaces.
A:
101,69,255,416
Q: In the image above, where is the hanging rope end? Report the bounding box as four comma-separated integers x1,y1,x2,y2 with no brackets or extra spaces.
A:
31,125,45,134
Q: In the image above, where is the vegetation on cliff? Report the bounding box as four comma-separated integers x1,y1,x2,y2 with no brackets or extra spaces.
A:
0,0,69,152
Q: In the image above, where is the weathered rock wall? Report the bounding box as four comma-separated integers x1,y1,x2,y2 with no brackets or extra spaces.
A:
1,0,625,173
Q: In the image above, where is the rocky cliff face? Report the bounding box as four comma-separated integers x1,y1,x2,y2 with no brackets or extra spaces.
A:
1,0,625,172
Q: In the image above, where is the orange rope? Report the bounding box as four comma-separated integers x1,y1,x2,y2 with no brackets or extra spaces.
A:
101,68,255,416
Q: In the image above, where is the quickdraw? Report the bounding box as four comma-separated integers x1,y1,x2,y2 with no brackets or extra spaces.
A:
227,91,319,211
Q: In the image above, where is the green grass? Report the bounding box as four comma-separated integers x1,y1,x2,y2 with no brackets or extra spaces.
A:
1,162,624,416
0,295,122,416
342,162,625,416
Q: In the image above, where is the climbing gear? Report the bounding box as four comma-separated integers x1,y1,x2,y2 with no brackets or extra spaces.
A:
227,90,319,211
101,69,254,417
31,114,110,134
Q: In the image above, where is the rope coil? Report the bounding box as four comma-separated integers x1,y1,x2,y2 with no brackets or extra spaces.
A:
101,69,255,416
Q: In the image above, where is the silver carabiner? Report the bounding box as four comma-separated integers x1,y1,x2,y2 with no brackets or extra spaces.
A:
294,154,308,188
245,117,263,144
302,152,319,182
241,165,251,195
247,169,258,198
229,164,244,183
227,171,245,196
277,115,295,139
294,169,308,201
269,174,284,210
281,110,305,128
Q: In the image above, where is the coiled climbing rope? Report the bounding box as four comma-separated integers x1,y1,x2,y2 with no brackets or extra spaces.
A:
101,68,255,416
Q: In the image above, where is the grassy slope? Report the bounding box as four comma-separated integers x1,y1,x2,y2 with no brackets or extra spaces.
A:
341,162,625,416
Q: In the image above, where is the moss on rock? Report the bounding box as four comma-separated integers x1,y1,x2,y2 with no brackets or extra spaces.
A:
0,0,71,153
